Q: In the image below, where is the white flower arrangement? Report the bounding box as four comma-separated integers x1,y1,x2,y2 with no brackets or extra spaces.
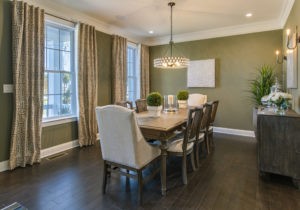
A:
264,92,292,108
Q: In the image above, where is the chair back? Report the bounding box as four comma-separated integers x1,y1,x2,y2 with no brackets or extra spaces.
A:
188,93,207,107
135,99,147,113
182,107,203,152
95,105,159,169
199,103,213,131
115,100,133,109
210,100,219,125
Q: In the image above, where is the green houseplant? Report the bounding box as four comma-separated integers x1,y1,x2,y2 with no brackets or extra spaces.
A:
177,90,189,108
147,92,163,117
249,64,275,106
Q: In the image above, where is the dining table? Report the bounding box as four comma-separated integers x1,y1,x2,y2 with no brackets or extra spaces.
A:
136,108,189,196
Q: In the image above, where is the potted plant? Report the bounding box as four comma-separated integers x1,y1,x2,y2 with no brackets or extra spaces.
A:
177,90,189,108
249,64,275,107
147,92,163,117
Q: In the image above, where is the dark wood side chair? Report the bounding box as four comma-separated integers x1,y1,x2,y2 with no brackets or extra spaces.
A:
115,100,133,109
167,107,203,185
208,100,219,146
135,99,147,113
95,105,161,205
199,103,213,155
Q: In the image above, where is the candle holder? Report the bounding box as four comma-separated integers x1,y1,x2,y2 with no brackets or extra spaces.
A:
164,95,178,112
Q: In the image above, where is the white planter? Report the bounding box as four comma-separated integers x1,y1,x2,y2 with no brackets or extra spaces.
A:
147,105,162,117
178,100,187,108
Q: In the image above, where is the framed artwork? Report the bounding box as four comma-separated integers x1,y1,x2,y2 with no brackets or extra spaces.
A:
187,59,215,87
286,34,298,89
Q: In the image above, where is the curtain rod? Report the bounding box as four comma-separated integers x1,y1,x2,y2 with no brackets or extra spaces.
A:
45,12,77,25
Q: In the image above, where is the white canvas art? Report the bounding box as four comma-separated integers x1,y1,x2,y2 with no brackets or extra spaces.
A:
187,59,215,87
286,34,298,88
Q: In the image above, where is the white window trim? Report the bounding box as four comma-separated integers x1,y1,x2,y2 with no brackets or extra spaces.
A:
42,116,78,127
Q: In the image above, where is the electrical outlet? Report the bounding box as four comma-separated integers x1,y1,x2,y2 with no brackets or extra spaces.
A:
3,84,13,93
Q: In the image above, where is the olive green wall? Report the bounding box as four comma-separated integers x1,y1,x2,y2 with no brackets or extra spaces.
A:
0,0,13,162
150,30,282,130
284,0,300,113
0,0,112,162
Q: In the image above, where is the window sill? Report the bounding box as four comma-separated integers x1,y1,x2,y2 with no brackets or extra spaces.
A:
42,116,78,127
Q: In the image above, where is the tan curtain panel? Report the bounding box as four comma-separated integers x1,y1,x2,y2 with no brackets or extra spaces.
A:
10,1,44,170
78,23,98,146
112,35,127,103
140,44,150,99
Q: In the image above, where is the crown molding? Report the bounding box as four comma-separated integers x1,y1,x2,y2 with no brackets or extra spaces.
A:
279,0,295,28
144,19,282,46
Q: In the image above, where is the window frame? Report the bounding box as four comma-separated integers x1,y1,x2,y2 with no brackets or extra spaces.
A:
43,19,78,126
126,42,140,104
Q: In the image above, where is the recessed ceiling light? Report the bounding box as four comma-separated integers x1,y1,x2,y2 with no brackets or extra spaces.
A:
245,13,253,18
148,30,154,34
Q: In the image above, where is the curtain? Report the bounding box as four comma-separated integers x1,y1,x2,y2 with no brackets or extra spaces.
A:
78,23,98,146
112,35,127,103
10,1,44,170
140,44,150,99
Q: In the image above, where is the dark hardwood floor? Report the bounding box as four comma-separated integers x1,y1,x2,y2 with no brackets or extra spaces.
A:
1,133,300,210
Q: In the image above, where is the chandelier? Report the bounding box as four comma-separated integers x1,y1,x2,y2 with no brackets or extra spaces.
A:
154,2,189,69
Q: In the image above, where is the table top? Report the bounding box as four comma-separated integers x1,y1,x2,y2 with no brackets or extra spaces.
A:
257,107,300,118
136,109,188,132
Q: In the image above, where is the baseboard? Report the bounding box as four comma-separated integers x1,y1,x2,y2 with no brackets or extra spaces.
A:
41,139,79,158
213,126,255,138
0,160,9,173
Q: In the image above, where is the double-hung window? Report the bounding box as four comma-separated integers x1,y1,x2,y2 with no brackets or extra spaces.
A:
43,20,77,123
127,43,140,103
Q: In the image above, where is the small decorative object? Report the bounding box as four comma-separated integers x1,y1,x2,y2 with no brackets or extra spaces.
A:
146,92,163,117
164,95,178,112
177,90,189,108
265,92,292,115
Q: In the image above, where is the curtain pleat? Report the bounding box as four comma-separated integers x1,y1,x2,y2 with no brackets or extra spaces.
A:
140,44,150,99
78,23,98,146
10,1,44,170
112,35,127,103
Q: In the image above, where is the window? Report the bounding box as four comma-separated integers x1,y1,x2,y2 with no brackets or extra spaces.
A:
43,22,77,121
127,43,140,103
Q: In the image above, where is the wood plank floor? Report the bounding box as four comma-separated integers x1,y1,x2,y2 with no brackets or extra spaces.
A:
1,133,300,210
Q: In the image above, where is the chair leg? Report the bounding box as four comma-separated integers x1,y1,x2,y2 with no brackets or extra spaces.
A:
195,142,200,168
190,151,197,171
102,161,108,194
182,155,188,185
137,170,143,205
205,133,210,154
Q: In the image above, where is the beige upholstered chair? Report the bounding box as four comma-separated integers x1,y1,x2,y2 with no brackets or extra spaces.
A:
167,107,203,185
188,93,207,107
135,99,147,113
199,103,213,155
95,105,161,204
115,100,133,109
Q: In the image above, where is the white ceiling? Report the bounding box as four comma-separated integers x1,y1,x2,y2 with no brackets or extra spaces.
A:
26,0,294,45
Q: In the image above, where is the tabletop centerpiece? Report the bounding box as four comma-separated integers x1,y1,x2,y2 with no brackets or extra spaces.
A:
146,92,163,117
265,92,292,115
177,90,189,108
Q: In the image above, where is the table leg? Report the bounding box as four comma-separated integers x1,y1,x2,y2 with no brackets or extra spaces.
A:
160,141,168,196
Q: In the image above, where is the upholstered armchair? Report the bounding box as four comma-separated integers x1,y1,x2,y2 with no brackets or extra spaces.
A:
188,93,207,107
95,105,161,204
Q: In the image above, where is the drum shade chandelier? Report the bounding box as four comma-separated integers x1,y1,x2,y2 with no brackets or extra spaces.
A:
154,2,189,69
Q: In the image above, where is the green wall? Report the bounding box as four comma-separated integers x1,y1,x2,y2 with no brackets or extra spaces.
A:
0,0,112,162
283,0,300,113
150,30,282,130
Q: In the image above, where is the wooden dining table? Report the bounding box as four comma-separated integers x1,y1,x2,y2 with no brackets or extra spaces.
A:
136,109,188,196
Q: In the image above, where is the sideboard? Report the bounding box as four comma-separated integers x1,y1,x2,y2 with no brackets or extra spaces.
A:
255,108,300,189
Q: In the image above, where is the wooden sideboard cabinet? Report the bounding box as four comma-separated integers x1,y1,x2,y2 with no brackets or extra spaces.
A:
255,108,300,189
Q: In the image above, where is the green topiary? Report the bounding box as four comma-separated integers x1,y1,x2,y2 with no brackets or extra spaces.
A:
147,92,162,106
177,90,189,100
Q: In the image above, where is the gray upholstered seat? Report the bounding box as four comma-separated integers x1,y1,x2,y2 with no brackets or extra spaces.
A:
95,105,161,204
